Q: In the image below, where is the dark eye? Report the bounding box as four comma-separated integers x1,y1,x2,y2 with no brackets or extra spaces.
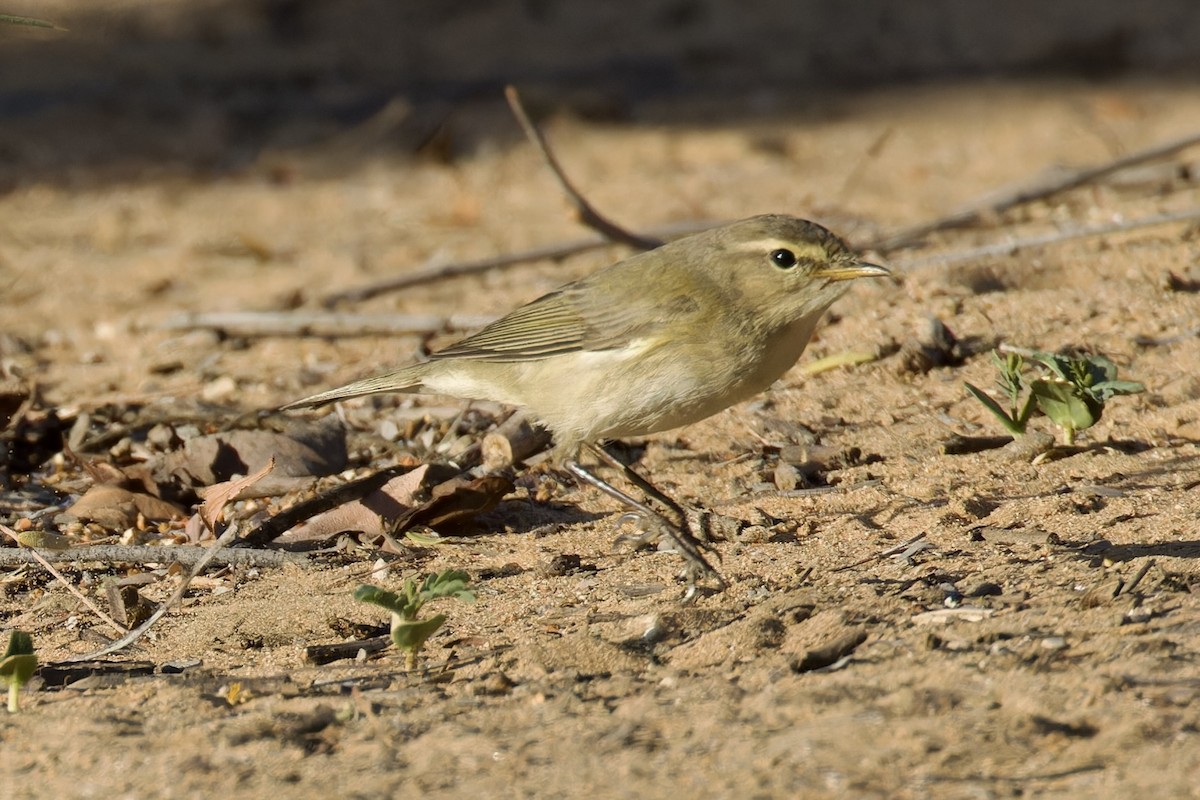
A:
770,248,797,269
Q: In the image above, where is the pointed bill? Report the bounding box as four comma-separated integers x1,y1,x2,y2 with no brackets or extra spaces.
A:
817,261,890,281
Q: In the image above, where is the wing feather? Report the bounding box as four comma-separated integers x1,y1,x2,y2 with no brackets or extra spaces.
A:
430,274,691,363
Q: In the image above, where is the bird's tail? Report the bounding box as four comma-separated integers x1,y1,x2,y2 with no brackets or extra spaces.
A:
279,363,428,410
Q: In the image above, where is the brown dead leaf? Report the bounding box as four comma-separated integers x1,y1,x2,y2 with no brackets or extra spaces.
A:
197,457,277,534
64,445,162,496
278,467,513,544
280,465,433,544
155,417,347,489
396,473,515,532
66,484,186,530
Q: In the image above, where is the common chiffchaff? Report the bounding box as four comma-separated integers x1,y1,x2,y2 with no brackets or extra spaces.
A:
285,214,888,447
285,214,888,587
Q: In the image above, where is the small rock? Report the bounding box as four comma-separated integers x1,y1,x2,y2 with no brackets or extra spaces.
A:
147,423,179,449
737,525,771,543
378,419,400,441
966,581,1004,597
202,375,238,402
773,461,802,491
543,553,583,576
474,672,516,696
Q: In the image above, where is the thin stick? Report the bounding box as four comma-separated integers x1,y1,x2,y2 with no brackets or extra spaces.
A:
1,524,128,637
67,522,243,661
504,85,662,251
895,206,1200,270
1117,558,1156,597
868,128,1200,252
0,545,304,568
322,219,717,307
240,465,420,546
160,310,494,338
834,532,929,572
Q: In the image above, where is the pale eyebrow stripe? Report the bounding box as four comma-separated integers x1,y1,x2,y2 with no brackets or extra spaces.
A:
733,238,828,259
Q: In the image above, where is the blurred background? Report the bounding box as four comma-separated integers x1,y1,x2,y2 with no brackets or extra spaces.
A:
2,0,1199,186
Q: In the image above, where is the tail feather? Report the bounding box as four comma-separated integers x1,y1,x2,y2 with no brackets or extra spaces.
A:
280,365,426,410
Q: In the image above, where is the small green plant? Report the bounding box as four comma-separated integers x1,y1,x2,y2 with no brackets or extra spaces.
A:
0,630,37,713
965,347,1144,445
354,570,475,670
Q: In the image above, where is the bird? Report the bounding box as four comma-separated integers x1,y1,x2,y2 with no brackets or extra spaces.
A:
284,214,889,588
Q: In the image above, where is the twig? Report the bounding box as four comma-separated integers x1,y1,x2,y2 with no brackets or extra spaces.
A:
504,85,662,251
160,310,494,339
1117,558,1156,597
304,634,392,665
321,219,717,307
0,545,304,568
0,525,128,637
895,206,1200,270
868,128,1200,251
240,464,422,546
835,532,929,572
67,522,244,661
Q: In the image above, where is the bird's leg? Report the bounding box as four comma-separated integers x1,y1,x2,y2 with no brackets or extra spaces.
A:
565,442,724,590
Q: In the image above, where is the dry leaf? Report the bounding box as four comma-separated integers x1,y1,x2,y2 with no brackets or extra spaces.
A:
396,474,514,532
280,466,432,543
196,458,277,534
15,530,73,550
155,419,346,488
66,484,186,530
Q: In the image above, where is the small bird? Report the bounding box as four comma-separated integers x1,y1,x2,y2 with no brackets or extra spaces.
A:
285,215,888,586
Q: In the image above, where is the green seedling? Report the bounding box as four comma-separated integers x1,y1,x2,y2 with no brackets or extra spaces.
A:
0,630,37,713
964,351,1035,438
965,348,1144,445
354,570,475,670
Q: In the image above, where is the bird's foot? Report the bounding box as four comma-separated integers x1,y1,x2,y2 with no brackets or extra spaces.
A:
613,511,726,598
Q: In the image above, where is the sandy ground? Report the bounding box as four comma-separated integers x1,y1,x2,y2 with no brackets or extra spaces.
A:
3,5,1200,800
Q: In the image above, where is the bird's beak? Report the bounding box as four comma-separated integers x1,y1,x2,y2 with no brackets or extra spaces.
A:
817,260,891,282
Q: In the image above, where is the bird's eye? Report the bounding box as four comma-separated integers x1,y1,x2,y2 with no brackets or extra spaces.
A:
770,248,797,269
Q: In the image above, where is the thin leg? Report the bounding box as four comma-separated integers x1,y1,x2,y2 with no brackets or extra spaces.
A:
584,443,690,527
566,445,725,589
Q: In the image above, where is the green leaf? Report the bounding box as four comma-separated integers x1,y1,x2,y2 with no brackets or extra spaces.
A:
1030,379,1099,433
0,654,37,687
3,630,33,660
353,584,414,618
992,351,1025,415
418,570,475,603
965,382,1026,436
0,630,37,712
1091,379,1145,402
390,613,447,654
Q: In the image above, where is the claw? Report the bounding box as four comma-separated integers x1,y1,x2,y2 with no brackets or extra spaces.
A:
612,510,666,551
609,508,725,594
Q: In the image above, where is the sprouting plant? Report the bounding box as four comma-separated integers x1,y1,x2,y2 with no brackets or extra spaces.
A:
0,630,37,713
965,351,1035,438
965,347,1145,445
354,570,475,670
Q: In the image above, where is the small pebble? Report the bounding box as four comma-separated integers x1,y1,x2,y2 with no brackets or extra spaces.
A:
202,375,238,402
737,525,771,543
378,419,400,441
773,462,801,491
639,614,671,644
